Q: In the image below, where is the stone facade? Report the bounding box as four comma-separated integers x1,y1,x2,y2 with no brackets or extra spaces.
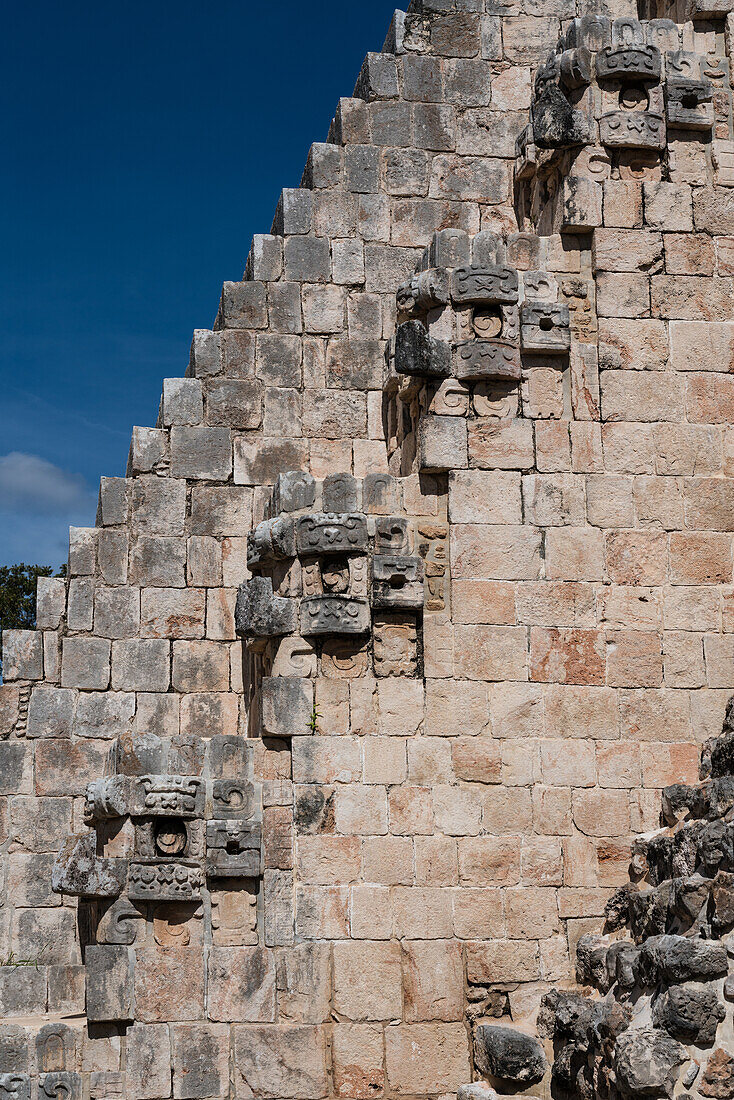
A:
3,0,734,1096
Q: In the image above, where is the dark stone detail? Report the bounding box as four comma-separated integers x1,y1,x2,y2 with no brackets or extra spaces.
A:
453,341,522,381
653,983,725,1046
295,513,368,556
595,45,661,82
473,1025,547,1087
451,265,519,305
235,576,297,639
532,84,590,149
395,320,451,379
300,595,370,636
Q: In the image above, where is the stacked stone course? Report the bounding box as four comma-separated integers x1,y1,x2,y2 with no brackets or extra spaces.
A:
3,0,734,1096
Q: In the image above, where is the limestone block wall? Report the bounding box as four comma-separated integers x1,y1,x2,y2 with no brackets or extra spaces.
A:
2,0,734,1097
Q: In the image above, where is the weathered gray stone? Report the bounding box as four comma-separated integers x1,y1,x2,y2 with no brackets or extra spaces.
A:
85,946,134,1022
26,686,76,739
66,577,94,632
125,1024,172,1100
236,578,297,639
272,188,312,236
169,426,232,481
233,1023,328,1099
35,578,66,631
653,982,725,1046
52,833,126,898
132,477,187,536
208,946,276,1022
614,1028,686,1098
111,640,170,693
419,415,468,472
261,677,314,739
60,638,110,691
162,378,203,426
0,745,30,795
474,1025,547,1087
130,535,186,587
1,630,44,681
74,691,135,740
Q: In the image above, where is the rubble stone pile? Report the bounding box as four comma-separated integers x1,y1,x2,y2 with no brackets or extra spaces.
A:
541,698,734,1099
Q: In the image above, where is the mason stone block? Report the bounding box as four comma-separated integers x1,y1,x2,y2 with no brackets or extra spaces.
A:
68,527,97,576
125,1024,172,1100
43,633,60,685
8,852,59,907
85,946,134,1023
132,477,187,536
0,684,20,737
284,236,331,284
268,282,303,334
128,426,168,475
36,577,66,630
172,640,230,693
92,586,138,639
264,870,295,947
272,188,313,236
329,97,370,145
419,415,469,472
46,968,84,1016
395,320,451,378
162,378,204,426
1,630,44,682
323,473,359,513
0,744,30,795
26,686,76,739
0,1026,30,1073
96,476,129,527
34,1020,80,1073
133,947,206,1023
129,536,186,588
169,426,232,481
302,143,342,190
114,731,168,775
370,101,412,147
74,691,135,740
171,1023,229,1099
88,1073,124,1100
354,52,399,101
110,640,170,693
67,577,94,632
61,638,110,691
190,487,253,539
208,947,276,1023
11,796,72,854
261,677,314,739
206,379,263,430
345,145,380,193
562,176,602,232
189,328,222,378
246,233,284,282
218,281,268,330
274,470,317,513
402,54,443,103
0,964,47,1018
14,907,80,966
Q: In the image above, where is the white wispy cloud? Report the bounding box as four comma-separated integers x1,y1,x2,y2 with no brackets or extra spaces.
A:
0,453,97,567
0,452,95,515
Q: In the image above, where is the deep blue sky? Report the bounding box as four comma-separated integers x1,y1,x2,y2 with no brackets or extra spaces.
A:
0,0,398,567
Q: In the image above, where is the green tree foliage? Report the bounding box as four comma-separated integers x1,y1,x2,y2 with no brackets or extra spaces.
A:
0,563,65,674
